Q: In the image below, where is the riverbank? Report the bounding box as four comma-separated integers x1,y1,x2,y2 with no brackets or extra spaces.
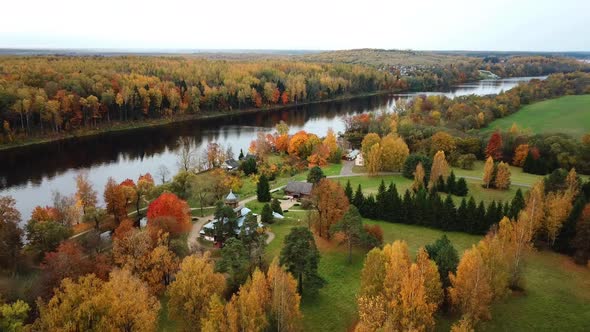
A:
0,90,391,153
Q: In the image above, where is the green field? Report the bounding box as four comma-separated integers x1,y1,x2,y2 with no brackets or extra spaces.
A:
263,213,590,331
482,95,590,138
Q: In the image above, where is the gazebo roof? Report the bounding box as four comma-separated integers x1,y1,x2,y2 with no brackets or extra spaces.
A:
225,189,238,202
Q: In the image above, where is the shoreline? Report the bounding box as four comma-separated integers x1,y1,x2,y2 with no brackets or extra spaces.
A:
0,90,391,153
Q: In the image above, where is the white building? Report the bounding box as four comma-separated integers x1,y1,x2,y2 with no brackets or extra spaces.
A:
355,153,364,166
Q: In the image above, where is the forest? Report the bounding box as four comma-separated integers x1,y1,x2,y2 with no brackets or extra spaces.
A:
1,53,588,146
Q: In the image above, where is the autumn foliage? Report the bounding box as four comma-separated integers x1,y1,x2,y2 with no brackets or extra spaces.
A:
485,132,503,160
147,192,191,238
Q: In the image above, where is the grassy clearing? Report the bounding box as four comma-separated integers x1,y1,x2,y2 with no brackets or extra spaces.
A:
481,95,590,139
265,214,590,331
452,161,542,186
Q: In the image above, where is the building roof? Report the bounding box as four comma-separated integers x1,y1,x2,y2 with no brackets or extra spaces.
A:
225,189,238,202
200,207,259,235
224,159,239,169
285,181,313,196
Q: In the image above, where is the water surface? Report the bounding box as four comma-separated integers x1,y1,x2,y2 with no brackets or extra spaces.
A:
0,76,544,219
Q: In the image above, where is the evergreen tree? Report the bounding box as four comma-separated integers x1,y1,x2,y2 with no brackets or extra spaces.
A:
510,188,526,219
261,203,275,224
475,201,487,234
436,175,446,193
442,195,456,231
364,195,377,219
486,201,498,232
256,174,271,202
344,180,353,202
414,189,428,226
352,184,365,211
280,227,324,294
455,178,469,196
456,198,468,232
240,157,257,175
465,197,477,233
239,149,245,160
386,183,401,222
376,180,387,220
553,197,586,255
401,189,413,224
217,237,249,291
447,171,457,195
425,235,459,289
271,198,283,215
572,204,590,265
307,166,325,185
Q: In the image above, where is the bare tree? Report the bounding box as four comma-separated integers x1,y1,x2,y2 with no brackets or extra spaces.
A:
177,137,195,172
157,165,170,184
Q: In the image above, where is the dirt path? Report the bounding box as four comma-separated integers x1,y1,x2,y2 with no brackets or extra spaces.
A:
339,160,355,176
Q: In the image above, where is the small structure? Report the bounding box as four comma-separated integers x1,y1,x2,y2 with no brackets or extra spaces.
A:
200,206,261,242
345,149,360,161
284,181,313,198
221,159,240,171
355,153,364,166
224,190,239,209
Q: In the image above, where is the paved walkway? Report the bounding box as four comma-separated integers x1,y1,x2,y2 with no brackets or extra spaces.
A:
339,160,355,176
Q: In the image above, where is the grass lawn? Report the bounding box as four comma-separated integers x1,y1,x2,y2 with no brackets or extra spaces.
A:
481,95,590,139
264,214,590,331
451,161,543,187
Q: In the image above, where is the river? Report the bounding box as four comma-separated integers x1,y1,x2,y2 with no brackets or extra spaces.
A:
0,76,544,220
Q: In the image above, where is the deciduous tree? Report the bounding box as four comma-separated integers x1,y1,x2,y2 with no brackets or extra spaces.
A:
482,157,494,188
485,132,503,160
147,192,191,239
429,150,449,188
494,162,511,190
267,259,303,332
75,172,97,215
167,253,226,330
104,177,126,224
311,179,349,239
0,196,23,271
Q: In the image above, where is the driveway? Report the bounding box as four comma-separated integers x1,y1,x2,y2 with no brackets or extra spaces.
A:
339,160,355,176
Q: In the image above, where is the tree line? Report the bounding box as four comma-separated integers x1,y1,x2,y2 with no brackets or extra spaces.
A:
0,56,394,144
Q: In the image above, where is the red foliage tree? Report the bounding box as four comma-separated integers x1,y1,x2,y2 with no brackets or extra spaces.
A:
146,193,191,239
485,132,503,160
31,206,60,222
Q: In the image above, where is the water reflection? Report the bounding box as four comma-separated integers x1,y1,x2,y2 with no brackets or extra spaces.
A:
0,77,543,219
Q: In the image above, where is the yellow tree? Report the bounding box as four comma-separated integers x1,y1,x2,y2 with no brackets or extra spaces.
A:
357,248,387,331
267,259,303,332
366,143,382,176
35,274,104,331
412,162,426,192
494,162,511,190
201,295,228,332
98,269,161,332
482,156,494,189
361,133,381,160
381,134,409,172
524,181,545,234
477,233,510,299
429,150,449,188
323,128,339,160
415,248,443,307
544,192,573,245
142,244,179,294
448,246,493,323
391,263,436,331
167,253,226,330
430,131,456,155
230,268,270,332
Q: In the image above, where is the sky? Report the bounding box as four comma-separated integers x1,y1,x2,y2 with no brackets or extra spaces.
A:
0,0,588,51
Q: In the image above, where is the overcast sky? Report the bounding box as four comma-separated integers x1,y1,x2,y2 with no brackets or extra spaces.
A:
0,0,588,51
